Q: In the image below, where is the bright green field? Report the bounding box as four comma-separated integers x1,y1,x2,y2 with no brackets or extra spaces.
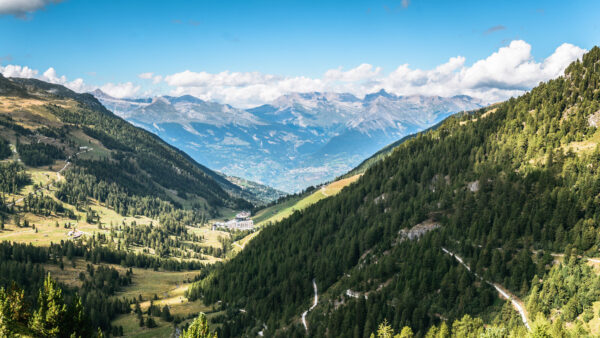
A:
252,174,362,227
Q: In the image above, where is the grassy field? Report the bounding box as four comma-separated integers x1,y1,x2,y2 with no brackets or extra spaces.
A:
583,301,600,335
0,166,229,336
253,174,362,227
43,257,214,337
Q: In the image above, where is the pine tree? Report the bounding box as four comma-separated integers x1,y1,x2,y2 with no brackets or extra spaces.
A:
145,316,157,328
398,326,414,338
66,294,88,337
30,274,68,336
181,313,217,338
376,319,394,338
0,288,14,337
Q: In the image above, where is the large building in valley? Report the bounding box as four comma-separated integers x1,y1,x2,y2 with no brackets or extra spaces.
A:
214,211,254,231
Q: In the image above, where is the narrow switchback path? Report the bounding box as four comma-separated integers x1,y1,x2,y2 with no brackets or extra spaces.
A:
301,279,318,332
442,248,530,330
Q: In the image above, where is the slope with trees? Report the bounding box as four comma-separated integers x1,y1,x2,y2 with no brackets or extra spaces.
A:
188,47,600,337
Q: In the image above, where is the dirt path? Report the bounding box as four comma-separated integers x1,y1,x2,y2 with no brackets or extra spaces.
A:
548,252,600,264
442,248,530,330
301,279,318,332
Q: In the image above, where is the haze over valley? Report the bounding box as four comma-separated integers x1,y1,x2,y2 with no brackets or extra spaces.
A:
94,89,483,192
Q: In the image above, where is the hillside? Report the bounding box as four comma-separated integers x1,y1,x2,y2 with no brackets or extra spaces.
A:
220,174,287,205
342,118,450,178
94,89,482,192
188,47,600,337
0,75,260,336
0,74,252,215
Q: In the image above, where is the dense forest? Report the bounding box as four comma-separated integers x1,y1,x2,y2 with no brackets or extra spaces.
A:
187,47,600,336
0,136,11,160
16,141,65,167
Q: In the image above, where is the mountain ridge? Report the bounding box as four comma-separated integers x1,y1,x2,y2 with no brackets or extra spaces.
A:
93,89,483,192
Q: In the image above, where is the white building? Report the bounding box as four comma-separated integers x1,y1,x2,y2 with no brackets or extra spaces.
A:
214,211,254,231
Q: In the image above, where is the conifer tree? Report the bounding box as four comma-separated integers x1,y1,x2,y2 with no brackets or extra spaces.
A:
30,274,68,337
181,313,217,338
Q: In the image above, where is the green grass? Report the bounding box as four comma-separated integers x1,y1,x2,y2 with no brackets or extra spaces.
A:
68,129,113,160
253,174,362,227
42,257,211,337
251,195,303,225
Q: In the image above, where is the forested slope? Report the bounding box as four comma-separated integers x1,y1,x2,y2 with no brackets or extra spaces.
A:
190,47,600,337
0,74,252,215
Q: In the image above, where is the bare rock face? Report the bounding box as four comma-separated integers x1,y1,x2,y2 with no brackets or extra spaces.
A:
399,219,441,241
588,110,600,127
468,180,480,192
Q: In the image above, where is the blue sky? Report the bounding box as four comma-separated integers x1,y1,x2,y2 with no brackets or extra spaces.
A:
0,0,597,106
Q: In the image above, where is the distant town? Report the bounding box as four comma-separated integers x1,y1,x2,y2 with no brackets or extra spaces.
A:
213,211,254,231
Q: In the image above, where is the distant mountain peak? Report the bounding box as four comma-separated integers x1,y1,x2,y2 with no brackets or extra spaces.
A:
364,88,397,101
89,88,116,99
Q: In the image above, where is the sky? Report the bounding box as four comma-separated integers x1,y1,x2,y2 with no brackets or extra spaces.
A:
0,0,598,107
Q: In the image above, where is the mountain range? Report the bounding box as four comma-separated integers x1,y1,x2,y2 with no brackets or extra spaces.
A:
93,89,483,192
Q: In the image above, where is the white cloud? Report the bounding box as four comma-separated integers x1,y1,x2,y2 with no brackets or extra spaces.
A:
39,67,93,92
164,70,278,88
0,40,587,107
43,67,66,83
324,63,381,82
0,64,38,78
99,82,141,98
0,64,137,98
159,40,585,107
138,72,163,84
0,0,62,18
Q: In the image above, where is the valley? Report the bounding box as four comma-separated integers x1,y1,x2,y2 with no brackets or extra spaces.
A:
0,28,598,338
95,90,482,193
0,74,373,336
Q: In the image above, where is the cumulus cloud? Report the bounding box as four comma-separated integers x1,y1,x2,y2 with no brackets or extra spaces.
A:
164,70,278,88
0,64,38,78
159,40,585,107
324,63,381,82
0,64,138,97
99,82,141,98
0,40,587,107
39,67,92,92
0,0,62,18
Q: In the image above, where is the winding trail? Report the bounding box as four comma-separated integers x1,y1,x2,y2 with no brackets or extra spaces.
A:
442,248,530,330
301,279,318,332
